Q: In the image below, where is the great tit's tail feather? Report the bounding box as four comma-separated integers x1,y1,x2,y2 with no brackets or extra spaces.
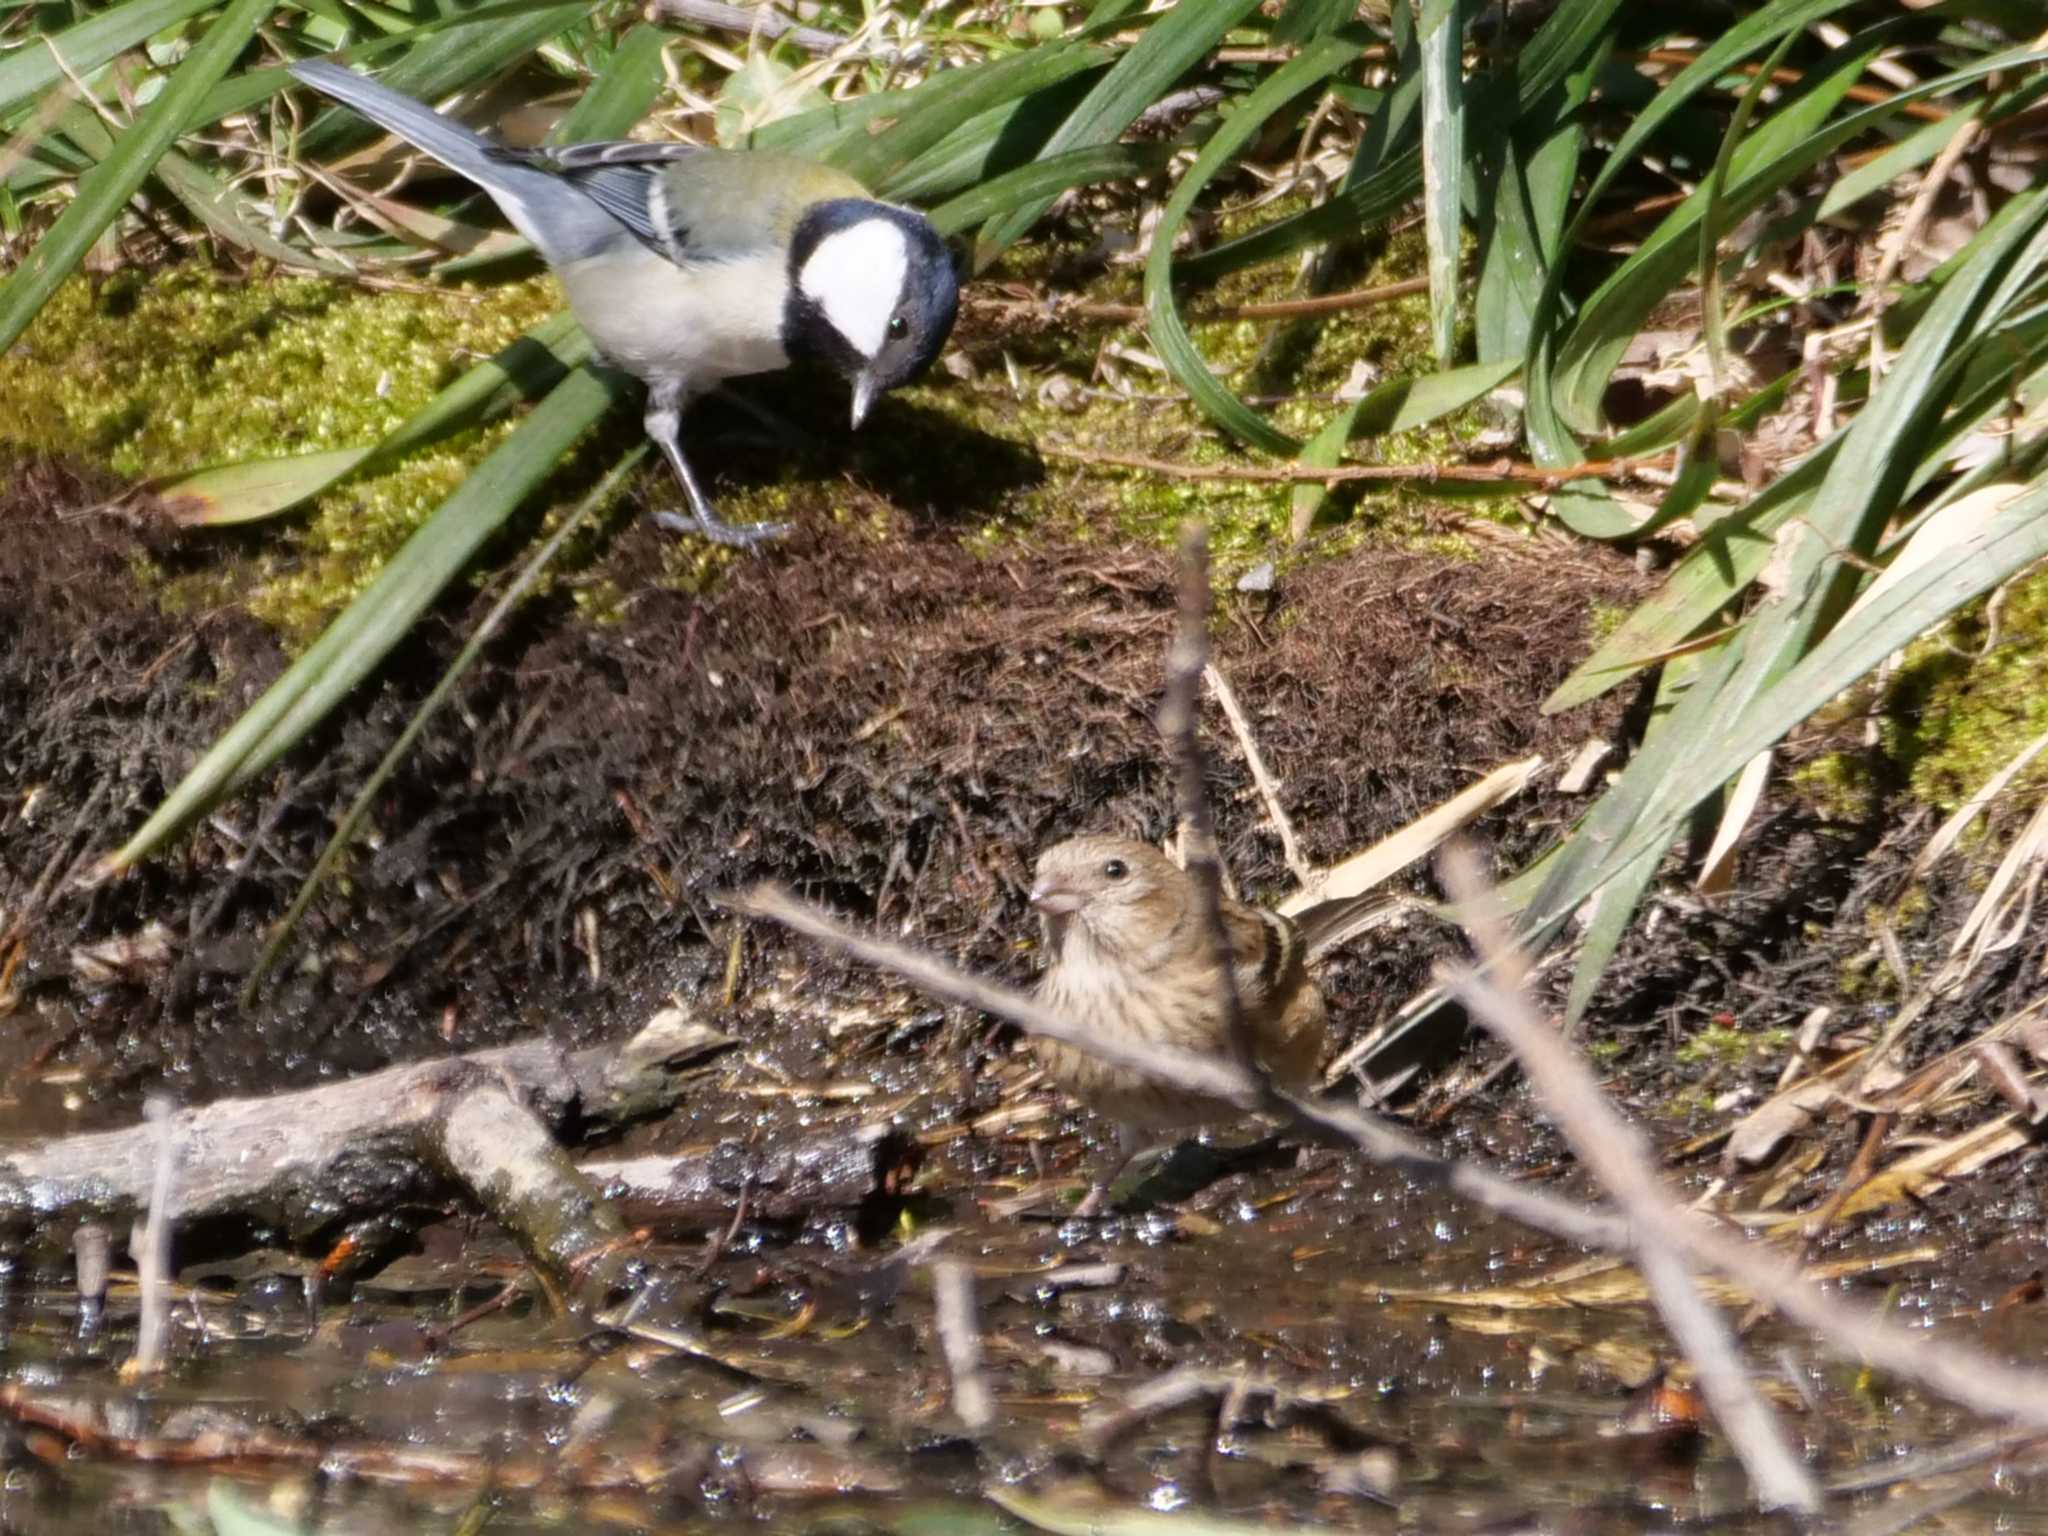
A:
288,58,616,263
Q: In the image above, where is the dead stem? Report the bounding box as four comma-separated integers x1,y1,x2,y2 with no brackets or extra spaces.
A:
932,1260,994,1434
1041,443,1673,488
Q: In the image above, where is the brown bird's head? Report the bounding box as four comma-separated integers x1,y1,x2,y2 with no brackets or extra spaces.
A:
1028,835,1186,956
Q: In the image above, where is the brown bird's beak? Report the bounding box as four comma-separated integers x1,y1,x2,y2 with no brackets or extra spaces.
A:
1028,880,1085,915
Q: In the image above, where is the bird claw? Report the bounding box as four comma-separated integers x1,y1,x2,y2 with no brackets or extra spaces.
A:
651,508,792,547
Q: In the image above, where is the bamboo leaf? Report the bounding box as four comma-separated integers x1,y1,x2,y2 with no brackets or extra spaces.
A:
104,365,634,872
0,0,224,120
1144,36,1365,455
976,0,1266,264
1417,0,1465,366
0,0,273,355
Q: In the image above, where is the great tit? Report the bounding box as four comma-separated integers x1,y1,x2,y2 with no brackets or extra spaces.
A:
288,58,959,545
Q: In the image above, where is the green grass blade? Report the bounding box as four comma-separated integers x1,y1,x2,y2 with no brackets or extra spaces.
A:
1525,191,2048,988
1474,40,1600,364
1550,21,1896,438
1144,36,1365,454
1417,0,1465,366
876,70,1104,206
162,311,592,523
835,43,1109,192
0,0,272,356
553,21,669,141
976,0,1266,264
103,364,634,872
930,140,1176,238
1291,358,1517,533
0,0,224,120
1183,0,1623,284
296,0,601,158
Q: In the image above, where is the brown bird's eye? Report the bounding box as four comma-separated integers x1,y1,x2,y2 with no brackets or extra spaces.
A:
1102,858,1128,879
888,314,908,340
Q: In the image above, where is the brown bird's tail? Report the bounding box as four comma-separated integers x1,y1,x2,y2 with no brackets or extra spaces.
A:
1289,892,1414,966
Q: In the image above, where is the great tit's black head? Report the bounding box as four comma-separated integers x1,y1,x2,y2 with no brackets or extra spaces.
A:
786,200,959,427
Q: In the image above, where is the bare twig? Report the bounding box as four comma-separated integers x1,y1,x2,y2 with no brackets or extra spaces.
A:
125,1098,176,1380
649,0,849,54
1040,444,1672,489
931,1261,994,1434
1434,852,1815,1515
1159,524,1257,1076
1866,115,1983,380
973,276,1431,327
1204,660,1311,884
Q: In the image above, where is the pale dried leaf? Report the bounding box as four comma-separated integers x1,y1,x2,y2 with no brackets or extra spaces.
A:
1277,756,1543,916
1696,749,1773,895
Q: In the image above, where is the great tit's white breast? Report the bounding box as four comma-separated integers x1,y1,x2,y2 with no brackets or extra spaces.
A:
559,245,791,393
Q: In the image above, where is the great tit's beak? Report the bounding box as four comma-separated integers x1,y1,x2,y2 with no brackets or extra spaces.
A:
1028,880,1085,916
850,375,878,431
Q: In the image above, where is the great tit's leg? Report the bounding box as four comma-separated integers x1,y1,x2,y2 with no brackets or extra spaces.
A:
644,385,790,546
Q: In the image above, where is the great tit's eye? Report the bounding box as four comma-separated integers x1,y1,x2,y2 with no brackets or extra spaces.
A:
1102,858,1128,880
887,314,909,340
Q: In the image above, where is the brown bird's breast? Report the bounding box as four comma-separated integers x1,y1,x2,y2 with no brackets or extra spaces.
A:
1032,941,1326,1132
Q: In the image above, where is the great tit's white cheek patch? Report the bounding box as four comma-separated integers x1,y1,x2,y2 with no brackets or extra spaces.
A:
799,220,910,360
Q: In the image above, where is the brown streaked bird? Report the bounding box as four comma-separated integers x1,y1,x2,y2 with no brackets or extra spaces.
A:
1027,835,1327,1144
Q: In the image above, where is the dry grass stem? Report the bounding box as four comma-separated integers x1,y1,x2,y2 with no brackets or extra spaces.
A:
1041,443,1675,488
1203,659,1311,884
931,1260,994,1434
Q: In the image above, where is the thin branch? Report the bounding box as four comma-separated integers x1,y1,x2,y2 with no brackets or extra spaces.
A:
972,276,1431,327
732,885,1256,1108
1158,523,1257,1075
1204,660,1311,884
125,1098,176,1380
1040,444,1672,489
931,1261,994,1434
647,0,850,54
1433,847,2048,1441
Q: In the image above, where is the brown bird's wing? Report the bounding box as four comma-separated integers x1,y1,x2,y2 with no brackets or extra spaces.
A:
1216,900,1303,1015
1217,900,1324,1090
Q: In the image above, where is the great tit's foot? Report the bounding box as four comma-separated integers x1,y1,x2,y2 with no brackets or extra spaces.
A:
651,507,792,547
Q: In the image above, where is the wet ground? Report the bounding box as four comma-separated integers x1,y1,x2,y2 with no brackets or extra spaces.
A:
4,450,2048,1531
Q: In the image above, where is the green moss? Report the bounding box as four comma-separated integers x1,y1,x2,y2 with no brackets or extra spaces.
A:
0,266,565,635
1896,566,2048,811
1675,1023,1791,1068
0,219,1493,638
1791,565,2048,825
0,267,559,477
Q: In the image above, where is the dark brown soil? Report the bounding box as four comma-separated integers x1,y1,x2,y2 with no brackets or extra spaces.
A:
1,450,1640,1116
7,453,2048,1535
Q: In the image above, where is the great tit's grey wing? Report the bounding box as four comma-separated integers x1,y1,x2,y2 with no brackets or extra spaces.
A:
288,59,623,265
498,142,873,265
490,140,703,262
